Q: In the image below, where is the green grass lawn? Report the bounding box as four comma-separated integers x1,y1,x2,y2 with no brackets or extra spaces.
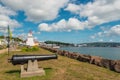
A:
0,48,120,80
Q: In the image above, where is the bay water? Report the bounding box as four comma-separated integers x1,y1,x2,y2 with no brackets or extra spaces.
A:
60,47,120,60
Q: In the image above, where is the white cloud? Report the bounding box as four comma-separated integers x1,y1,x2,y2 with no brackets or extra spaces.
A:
34,37,38,40
90,35,95,39
109,39,113,42
0,5,16,16
1,0,120,33
1,0,69,22
0,14,21,28
90,25,120,39
65,3,80,14
38,18,88,32
39,23,51,32
65,0,120,28
37,32,41,34
108,25,120,36
0,5,21,31
99,39,103,42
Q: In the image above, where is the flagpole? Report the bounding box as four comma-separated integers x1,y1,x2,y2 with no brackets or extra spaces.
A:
7,25,10,56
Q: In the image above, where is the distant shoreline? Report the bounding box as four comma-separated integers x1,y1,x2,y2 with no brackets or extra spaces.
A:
77,42,120,47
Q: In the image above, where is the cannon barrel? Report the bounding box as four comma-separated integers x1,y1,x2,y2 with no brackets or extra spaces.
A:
9,54,58,65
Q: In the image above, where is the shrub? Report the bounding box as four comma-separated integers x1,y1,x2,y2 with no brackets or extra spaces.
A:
32,46,39,51
21,46,39,52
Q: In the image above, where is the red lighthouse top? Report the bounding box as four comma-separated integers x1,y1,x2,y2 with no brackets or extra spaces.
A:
29,30,32,35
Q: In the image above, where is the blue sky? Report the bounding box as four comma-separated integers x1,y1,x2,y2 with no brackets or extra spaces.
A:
0,0,120,43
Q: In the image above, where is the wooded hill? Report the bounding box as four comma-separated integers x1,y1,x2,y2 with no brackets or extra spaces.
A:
44,41,120,47
44,41,74,46
79,42,120,47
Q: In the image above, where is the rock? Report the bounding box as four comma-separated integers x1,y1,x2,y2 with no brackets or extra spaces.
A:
109,60,116,70
77,54,91,62
72,53,80,60
76,54,83,61
114,60,120,73
90,56,102,66
69,52,79,59
51,48,58,53
82,55,91,62
63,51,69,57
57,50,64,56
100,59,112,69
67,52,74,58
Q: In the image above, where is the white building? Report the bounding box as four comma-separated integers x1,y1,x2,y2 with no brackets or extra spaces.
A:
26,31,35,46
0,39,6,45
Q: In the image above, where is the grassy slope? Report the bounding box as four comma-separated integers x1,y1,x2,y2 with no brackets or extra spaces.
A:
0,48,120,80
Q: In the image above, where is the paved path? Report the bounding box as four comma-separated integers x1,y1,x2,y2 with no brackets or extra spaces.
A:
0,48,21,54
0,48,8,54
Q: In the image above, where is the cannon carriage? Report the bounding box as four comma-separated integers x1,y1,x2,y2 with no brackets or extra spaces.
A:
9,54,58,77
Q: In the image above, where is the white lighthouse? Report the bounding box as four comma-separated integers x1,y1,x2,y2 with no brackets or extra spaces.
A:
26,31,35,46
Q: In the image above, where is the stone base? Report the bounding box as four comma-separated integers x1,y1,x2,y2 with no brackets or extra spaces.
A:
21,68,45,78
20,60,45,78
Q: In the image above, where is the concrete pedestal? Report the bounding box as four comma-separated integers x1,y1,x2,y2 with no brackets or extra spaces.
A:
20,60,45,78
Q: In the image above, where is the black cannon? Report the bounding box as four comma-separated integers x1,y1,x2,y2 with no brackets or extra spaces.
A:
8,54,58,77
9,54,58,65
